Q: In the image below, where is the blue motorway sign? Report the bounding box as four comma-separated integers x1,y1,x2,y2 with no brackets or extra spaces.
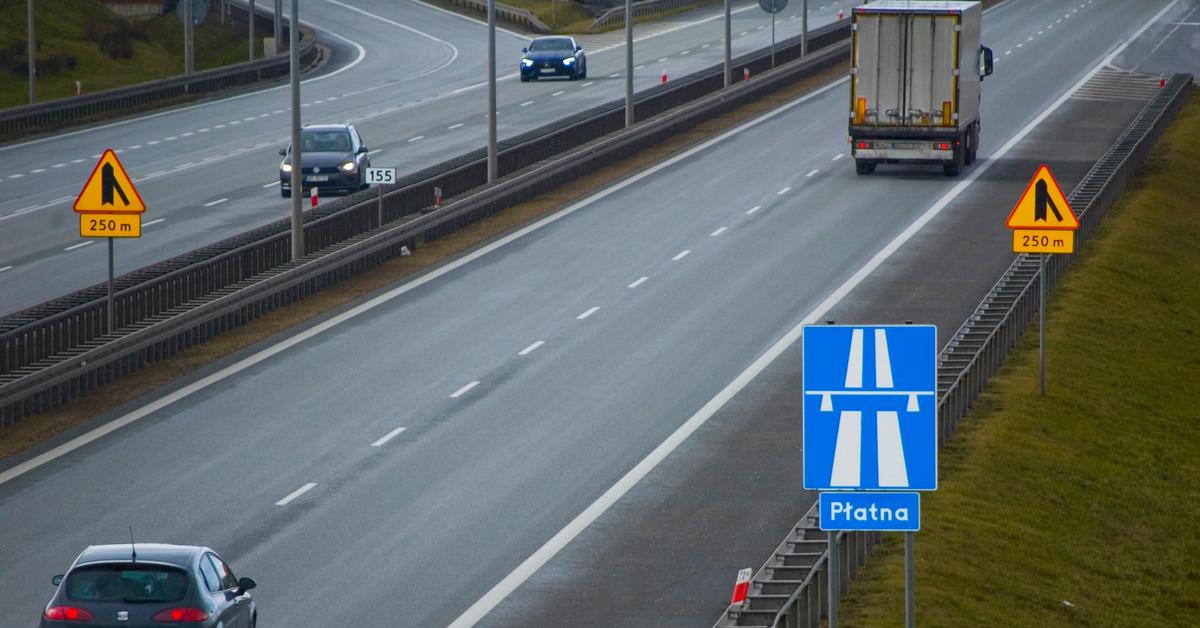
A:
803,325,937,491
820,492,920,531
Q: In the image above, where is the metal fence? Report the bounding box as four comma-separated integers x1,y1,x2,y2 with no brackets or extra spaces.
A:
714,74,1194,628
438,0,552,33
589,0,724,31
0,2,317,141
0,22,853,427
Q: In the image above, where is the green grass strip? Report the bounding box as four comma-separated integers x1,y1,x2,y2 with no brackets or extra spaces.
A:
839,93,1200,627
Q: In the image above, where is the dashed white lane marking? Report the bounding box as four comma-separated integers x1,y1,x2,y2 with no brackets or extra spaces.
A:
1027,36,1034,41
450,381,480,398
408,135,425,142
1006,49,1012,55
806,169,820,177
0,266,12,273
520,100,534,106
449,123,465,129
746,205,762,215
30,168,46,173
608,73,620,78
576,306,600,320
204,198,229,207
8,174,23,179
273,109,284,115
635,65,646,70
181,132,194,137
672,250,691,261
553,90,566,95
680,50,690,55
197,128,210,133
833,153,845,161
129,145,143,150
64,241,93,251
91,153,101,158
1017,42,1024,47
518,340,546,356
370,427,408,447
146,140,159,145
581,82,593,87
1038,30,1044,35
71,158,85,163
756,25,765,30
658,57,669,63
143,218,166,227
710,227,727,236
777,186,791,195
275,482,318,506
739,31,748,36
263,181,279,188
627,276,648,288
368,149,384,155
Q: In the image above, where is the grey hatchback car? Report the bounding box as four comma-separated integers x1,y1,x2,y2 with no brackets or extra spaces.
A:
41,544,257,627
278,123,371,197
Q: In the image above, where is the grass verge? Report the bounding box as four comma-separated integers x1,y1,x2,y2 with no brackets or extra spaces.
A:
0,0,263,108
839,93,1200,626
0,62,847,461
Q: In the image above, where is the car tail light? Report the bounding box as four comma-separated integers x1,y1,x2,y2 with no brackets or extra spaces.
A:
44,606,94,621
856,141,871,149
936,142,952,150
152,608,210,622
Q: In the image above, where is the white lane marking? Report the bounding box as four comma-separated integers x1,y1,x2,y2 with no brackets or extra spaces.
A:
7,174,23,179
263,181,280,188
91,154,101,158
576,307,600,320
324,0,459,74
710,227,727,236
71,158,85,163
30,168,46,173
658,57,669,63
204,198,229,207
520,100,534,107
143,218,166,227
368,149,384,155
407,0,528,39
1017,42,1024,47
627,276,648,288
146,170,166,177
635,65,646,70
518,340,546,356
581,82,593,87
777,186,791,195
260,113,271,117
1006,49,1012,55
680,50,690,55
746,205,761,215
0,266,12,273
408,135,425,142
833,153,845,161
553,90,566,96
672,250,691,261
197,128,210,133
449,123,465,130
131,144,145,149
146,140,159,145
756,25,765,30
445,4,1179,624
607,73,619,78
450,381,480,398
181,132,194,137
370,427,408,447
739,31,748,36
275,482,317,506
64,241,93,251
701,43,710,48
806,169,820,177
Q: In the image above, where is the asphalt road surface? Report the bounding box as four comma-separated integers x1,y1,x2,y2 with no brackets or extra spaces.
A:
1,0,1196,626
0,0,851,315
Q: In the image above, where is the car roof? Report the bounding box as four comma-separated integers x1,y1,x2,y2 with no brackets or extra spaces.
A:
531,36,574,44
302,124,353,133
74,544,208,568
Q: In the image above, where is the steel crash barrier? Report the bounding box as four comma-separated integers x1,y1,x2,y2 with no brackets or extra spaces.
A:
713,74,1194,628
0,2,318,141
0,21,852,427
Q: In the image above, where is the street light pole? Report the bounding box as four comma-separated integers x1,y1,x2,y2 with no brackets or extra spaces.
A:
723,0,731,87
625,0,633,127
274,0,282,53
801,0,808,57
487,0,498,182
184,0,195,76
248,0,256,61
27,0,36,104
289,0,303,261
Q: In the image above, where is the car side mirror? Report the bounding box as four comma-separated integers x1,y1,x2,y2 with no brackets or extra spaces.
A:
278,148,287,156
521,47,528,53
575,45,582,52
979,46,994,79
235,577,256,595
357,146,368,154
52,574,64,586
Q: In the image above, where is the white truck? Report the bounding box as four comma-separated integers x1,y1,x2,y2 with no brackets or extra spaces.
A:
849,0,994,176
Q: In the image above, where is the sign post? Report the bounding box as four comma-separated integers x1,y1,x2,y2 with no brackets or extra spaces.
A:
758,0,788,68
804,324,937,628
73,150,147,333
1005,164,1079,395
366,167,396,227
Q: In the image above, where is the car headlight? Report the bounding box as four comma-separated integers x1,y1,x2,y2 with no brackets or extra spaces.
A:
281,163,292,173
563,57,575,65
340,161,357,172
521,58,534,67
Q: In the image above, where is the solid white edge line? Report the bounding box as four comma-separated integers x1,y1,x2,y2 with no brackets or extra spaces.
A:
64,242,93,251
143,219,166,227
518,340,546,356
576,307,600,320
370,427,408,447
445,3,1180,624
450,381,480,398
275,482,318,506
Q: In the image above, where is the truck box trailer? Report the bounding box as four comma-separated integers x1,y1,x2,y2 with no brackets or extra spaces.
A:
849,0,994,176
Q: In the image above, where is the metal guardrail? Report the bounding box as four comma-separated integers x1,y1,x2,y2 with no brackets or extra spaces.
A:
0,2,318,141
0,22,852,427
713,74,1195,628
439,0,552,33
588,0,724,31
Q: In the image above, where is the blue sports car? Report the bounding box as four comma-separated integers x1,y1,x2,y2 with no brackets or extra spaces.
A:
520,36,587,82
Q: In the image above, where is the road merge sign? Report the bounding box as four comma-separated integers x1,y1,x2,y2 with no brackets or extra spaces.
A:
74,149,145,238
1007,164,1077,254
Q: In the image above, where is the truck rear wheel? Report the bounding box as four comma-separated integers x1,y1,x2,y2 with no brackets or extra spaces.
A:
855,160,876,175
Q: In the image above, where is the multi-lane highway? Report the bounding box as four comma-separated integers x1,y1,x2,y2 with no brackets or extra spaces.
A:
2,0,1198,626
0,0,853,315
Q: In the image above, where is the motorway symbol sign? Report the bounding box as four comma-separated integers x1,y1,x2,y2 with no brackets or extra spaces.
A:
803,325,937,491
1006,164,1078,230
819,492,920,532
74,150,146,214
80,213,141,238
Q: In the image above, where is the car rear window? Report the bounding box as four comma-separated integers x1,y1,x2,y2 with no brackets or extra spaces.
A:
65,563,188,603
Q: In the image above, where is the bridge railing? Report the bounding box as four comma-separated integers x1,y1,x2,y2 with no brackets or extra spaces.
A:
713,73,1194,628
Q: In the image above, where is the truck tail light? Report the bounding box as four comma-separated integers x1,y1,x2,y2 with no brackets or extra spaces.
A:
856,141,871,149
936,142,952,150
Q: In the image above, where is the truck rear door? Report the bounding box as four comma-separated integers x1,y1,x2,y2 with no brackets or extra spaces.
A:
905,13,959,127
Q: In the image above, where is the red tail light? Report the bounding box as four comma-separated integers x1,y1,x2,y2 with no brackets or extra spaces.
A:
936,142,952,150
44,606,94,621
856,141,871,149
152,608,210,622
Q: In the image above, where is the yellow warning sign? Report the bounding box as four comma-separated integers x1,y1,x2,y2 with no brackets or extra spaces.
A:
79,213,141,238
73,149,146,214
1006,164,1078,230
1013,229,1073,254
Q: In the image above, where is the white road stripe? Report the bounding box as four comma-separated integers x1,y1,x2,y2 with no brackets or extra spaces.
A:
370,427,407,447
672,250,691,261
576,307,600,320
64,241,93,251
0,266,13,272
701,43,710,47
777,186,791,195
581,82,593,87
635,64,645,70
658,57,669,63
275,482,317,506
520,101,534,107
627,276,648,288
710,227,727,236
204,198,228,207
408,135,425,142
806,169,820,177
449,123,465,129
518,340,545,356
30,168,46,173
451,381,480,398
553,90,566,96
833,153,845,161
263,181,280,188
71,158,85,163
746,205,761,214
143,218,166,226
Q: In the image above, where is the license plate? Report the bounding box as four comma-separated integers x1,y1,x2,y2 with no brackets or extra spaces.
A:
891,142,919,150
540,68,556,74
305,175,329,182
